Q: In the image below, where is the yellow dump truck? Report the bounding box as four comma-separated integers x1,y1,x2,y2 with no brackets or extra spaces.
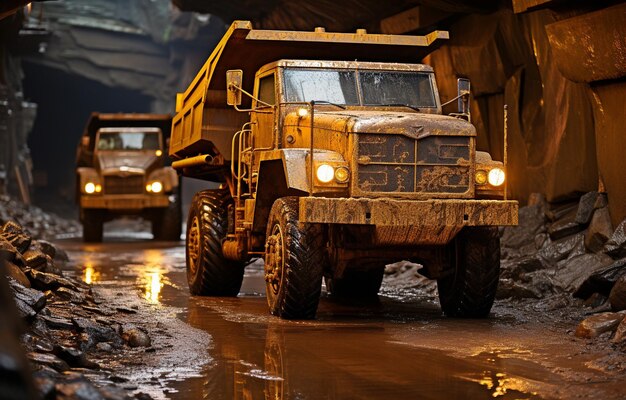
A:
171,21,518,319
76,113,181,242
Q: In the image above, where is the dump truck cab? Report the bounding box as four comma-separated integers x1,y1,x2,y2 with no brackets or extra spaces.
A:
171,21,518,320
76,113,181,242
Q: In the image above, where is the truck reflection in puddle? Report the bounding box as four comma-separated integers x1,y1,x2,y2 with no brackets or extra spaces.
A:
183,302,543,400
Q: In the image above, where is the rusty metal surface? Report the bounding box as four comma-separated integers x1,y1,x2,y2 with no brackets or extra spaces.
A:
80,194,169,210
356,134,471,195
299,197,518,227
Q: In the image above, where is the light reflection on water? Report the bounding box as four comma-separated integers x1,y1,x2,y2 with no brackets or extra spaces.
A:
144,271,164,303
141,250,166,304
83,263,100,284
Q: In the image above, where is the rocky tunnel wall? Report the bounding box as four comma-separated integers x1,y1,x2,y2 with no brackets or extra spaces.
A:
424,3,626,227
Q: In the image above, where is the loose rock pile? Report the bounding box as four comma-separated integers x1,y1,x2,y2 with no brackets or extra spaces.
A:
499,192,626,346
0,195,80,240
1,220,153,399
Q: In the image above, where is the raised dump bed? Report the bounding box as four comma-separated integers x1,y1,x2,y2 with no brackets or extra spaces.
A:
169,20,449,180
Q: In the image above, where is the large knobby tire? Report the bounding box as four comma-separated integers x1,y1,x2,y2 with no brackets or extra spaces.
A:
325,266,384,298
152,193,182,241
186,189,244,296
82,209,103,243
264,197,326,319
437,227,500,318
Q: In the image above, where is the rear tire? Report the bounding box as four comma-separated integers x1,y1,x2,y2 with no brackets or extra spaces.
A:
325,266,384,298
437,227,500,318
82,209,103,243
264,197,326,319
152,193,182,241
186,189,244,296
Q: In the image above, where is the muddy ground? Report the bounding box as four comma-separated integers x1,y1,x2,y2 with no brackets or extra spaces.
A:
2,192,626,399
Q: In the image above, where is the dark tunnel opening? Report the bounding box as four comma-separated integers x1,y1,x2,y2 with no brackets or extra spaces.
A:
21,62,152,217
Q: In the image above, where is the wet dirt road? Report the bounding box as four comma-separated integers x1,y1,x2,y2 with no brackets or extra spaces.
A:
57,232,626,400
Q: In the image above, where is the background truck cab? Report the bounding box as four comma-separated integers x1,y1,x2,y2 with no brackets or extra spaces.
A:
76,113,181,242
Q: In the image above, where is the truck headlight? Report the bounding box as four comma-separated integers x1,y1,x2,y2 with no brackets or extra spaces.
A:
334,166,350,183
488,168,505,187
475,170,487,185
316,164,334,183
85,182,96,194
147,181,163,193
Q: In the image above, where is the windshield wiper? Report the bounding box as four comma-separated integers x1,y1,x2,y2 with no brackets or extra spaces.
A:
310,100,347,110
380,103,421,112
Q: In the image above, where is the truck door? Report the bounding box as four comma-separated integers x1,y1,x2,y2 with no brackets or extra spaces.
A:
251,72,277,151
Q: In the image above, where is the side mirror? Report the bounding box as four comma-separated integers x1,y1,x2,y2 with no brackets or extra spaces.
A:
226,69,243,106
457,78,470,115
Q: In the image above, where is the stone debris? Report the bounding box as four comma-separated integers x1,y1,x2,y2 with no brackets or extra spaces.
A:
0,210,153,400
609,276,626,312
500,192,626,348
612,318,626,344
585,207,614,253
121,326,152,348
0,195,80,241
604,219,626,259
575,312,626,339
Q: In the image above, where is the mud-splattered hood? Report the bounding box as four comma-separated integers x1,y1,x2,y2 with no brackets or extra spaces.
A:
286,110,476,138
96,152,161,174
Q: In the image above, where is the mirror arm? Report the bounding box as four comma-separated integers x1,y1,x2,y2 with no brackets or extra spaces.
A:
229,84,274,110
441,92,469,107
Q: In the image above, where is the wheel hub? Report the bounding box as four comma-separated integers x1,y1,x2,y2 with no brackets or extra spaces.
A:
187,216,201,275
264,224,284,296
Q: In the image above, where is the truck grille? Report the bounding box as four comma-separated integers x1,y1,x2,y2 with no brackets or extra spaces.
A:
104,175,144,195
357,134,470,195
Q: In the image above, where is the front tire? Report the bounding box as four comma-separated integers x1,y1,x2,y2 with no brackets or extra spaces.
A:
82,209,103,243
152,193,182,241
186,189,244,296
437,227,500,318
264,197,326,319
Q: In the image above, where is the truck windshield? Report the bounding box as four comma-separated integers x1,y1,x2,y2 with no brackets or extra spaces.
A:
97,132,160,151
283,69,436,108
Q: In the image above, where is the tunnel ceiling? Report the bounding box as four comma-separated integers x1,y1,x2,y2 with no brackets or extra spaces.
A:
171,0,502,32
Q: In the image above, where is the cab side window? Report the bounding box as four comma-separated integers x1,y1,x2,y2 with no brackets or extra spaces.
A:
258,74,275,106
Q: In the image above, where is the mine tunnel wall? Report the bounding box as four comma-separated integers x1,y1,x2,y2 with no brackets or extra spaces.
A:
3,1,625,227
424,4,626,226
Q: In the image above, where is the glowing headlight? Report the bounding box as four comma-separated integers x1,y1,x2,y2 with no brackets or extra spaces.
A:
155,150,163,157
297,108,309,118
95,184,102,193
84,182,96,194
488,168,505,187
316,164,334,183
147,181,163,193
334,166,350,183
475,170,487,185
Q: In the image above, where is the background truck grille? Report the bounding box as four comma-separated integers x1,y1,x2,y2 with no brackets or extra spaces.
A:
104,175,144,195
357,134,470,194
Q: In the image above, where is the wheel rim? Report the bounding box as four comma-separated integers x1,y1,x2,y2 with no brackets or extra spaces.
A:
187,215,201,276
264,223,285,303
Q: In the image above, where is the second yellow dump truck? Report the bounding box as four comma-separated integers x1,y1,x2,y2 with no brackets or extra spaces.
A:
170,21,518,319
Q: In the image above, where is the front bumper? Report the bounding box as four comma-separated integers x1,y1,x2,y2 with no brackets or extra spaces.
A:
81,194,169,210
299,197,518,227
